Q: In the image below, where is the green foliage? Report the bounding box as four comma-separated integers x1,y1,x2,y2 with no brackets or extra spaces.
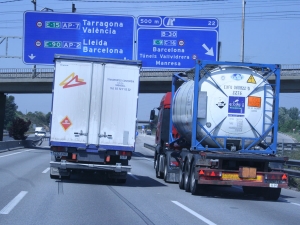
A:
4,96,18,129
8,117,31,140
278,107,300,133
18,111,50,131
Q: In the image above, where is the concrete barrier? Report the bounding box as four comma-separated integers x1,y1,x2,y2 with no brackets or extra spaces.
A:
0,139,39,153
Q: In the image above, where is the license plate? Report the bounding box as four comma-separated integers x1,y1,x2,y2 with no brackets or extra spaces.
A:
269,183,278,188
120,155,127,159
53,152,68,157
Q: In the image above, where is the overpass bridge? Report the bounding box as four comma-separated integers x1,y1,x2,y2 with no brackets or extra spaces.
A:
1,64,300,141
0,64,300,94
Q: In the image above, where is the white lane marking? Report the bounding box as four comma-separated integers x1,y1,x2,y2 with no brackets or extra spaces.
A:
0,191,28,214
0,149,33,158
172,201,217,225
42,167,50,174
291,202,300,207
128,172,140,180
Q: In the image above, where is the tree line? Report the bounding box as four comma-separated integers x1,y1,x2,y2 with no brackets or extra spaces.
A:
4,96,51,140
3,95,300,139
279,107,300,133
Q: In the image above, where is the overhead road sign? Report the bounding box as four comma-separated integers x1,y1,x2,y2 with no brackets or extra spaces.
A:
23,11,135,65
137,16,219,69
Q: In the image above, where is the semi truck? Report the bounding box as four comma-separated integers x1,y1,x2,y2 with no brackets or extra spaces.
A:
50,55,141,183
151,60,288,200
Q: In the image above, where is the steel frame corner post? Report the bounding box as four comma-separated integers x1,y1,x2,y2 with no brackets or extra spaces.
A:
169,74,178,144
191,61,201,150
271,64,281,152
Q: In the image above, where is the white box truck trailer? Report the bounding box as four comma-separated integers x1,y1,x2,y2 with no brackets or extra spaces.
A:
50,55,141,183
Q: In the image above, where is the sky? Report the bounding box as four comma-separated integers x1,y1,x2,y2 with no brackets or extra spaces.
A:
0,0,300,120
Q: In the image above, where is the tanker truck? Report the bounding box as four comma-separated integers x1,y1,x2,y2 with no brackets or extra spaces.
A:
151,60,288,201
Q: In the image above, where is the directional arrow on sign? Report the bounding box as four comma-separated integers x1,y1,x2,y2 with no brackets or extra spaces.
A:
202,44,214,56
28,54,36,60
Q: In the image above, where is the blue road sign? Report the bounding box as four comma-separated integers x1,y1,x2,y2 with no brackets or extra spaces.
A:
137,16,219,69
23,11,135,65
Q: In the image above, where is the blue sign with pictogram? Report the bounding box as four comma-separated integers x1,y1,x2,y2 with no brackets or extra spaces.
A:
23,11,135,65
136,16,219,69
228,96,245,115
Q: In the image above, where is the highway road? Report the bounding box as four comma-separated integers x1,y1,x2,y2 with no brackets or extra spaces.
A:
1,135,300,225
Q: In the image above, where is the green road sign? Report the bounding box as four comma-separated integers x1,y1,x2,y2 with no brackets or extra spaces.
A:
153,39,163,45
45,21,61,29
44,41,62,48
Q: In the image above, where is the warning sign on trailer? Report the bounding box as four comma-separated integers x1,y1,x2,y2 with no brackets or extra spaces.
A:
60,116,72,131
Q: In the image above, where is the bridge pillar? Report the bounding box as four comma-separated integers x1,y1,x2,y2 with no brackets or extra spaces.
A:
0,93,6,141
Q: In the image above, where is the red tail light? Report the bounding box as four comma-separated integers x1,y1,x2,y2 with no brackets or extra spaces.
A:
265,173,284,180
282,174,288,180
199,169,222,177
119,151,132,156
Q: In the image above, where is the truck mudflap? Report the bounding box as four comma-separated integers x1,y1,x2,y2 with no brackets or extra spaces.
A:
50,160,131,172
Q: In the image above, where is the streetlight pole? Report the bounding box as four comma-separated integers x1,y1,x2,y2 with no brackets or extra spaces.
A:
241,0,246,62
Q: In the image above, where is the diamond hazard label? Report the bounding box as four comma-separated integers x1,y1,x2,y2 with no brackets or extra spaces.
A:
60,116,72,131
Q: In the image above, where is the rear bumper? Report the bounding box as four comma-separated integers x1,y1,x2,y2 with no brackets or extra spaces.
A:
198,179,288,188
50,160,131,172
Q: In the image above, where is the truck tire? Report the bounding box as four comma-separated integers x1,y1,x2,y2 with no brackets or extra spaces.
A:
263,188,281,201
184,161,191,192
178,168,184,190
50,174,59,179
242,186,258,195
155,155,164,179
117,178,127,184
190,160,202,195
163,161,168,182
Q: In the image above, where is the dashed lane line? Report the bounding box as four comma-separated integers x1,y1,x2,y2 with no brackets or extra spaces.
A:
42,167,50,173
0,191,28,215
0,149,33,158
291,202,300,207
172,201,217,225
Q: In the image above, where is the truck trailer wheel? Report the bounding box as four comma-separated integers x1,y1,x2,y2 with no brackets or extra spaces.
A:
183,161,191,192
163,161,168,182
263,188,281,201
155,155,164,179
190,161,201,195
178,168,184,190
117,178,127,184
50,174,59,179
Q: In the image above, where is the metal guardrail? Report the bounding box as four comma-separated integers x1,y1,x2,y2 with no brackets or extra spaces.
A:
277,143,300,148
143,143,300,178
285,160,300,178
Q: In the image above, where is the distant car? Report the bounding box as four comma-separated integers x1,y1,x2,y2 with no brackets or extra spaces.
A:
146,129,152,135
3,130,8,135
35,131,46,137
35,127,46,137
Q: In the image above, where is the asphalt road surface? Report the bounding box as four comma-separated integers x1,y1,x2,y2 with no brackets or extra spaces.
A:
0,135,300,225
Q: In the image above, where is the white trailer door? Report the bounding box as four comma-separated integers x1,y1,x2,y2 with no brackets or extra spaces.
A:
98,63,140,150
50,60,92,145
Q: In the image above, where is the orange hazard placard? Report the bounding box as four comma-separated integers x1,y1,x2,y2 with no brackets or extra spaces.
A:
60,116,72,131
248,96,261,107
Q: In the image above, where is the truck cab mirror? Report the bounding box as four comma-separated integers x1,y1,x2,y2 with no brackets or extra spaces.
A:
150,109,155,120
